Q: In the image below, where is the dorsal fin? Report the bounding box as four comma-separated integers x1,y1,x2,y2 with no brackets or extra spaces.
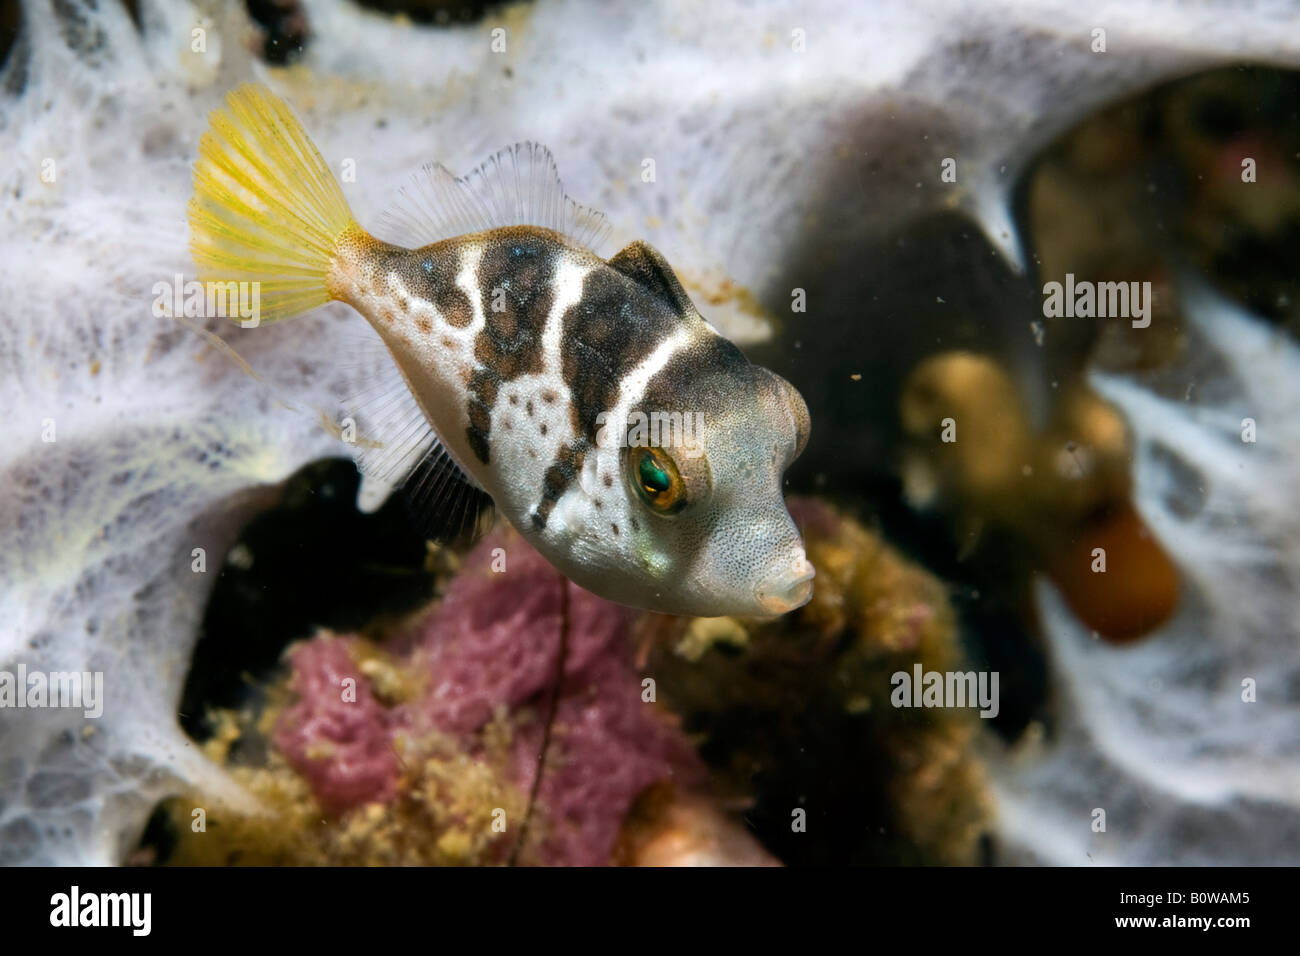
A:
607,240,698,316
377,143,611,251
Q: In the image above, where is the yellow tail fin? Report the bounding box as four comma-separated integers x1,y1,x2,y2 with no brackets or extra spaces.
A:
188,84,356,324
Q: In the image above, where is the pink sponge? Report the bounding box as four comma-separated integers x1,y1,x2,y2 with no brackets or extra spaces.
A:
275,637,401,815
273,529,704,865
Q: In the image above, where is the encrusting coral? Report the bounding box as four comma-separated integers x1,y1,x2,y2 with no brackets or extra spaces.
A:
643,498,991,865
161,496,988,866
165,524,709,865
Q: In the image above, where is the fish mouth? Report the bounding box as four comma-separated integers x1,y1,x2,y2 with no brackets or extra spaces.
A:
754,561,816,616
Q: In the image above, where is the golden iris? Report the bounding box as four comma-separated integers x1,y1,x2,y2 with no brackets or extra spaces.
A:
631,447,686,514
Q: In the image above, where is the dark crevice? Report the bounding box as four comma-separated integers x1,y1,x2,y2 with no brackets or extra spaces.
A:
245,0,309,65
351,0,516,26
242,0,527,65
178,458,438,742
0,0,23,87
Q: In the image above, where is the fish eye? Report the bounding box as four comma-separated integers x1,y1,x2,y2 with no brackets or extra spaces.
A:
628,446,687,515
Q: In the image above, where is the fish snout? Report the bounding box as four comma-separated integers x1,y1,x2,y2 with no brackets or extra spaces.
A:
754,554,815,615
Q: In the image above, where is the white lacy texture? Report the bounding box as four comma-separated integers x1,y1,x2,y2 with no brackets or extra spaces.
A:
992,285,1300,864
2,0,1299,864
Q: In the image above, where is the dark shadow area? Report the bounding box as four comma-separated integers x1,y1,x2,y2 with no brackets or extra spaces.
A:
178,458,438,741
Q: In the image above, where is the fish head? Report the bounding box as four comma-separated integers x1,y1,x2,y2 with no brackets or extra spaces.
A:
570,354,813,618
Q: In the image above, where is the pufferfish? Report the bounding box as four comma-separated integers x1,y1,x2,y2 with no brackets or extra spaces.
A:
188,85,813,617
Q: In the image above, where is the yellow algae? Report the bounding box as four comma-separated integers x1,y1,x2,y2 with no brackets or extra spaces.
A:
164,639,529,866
